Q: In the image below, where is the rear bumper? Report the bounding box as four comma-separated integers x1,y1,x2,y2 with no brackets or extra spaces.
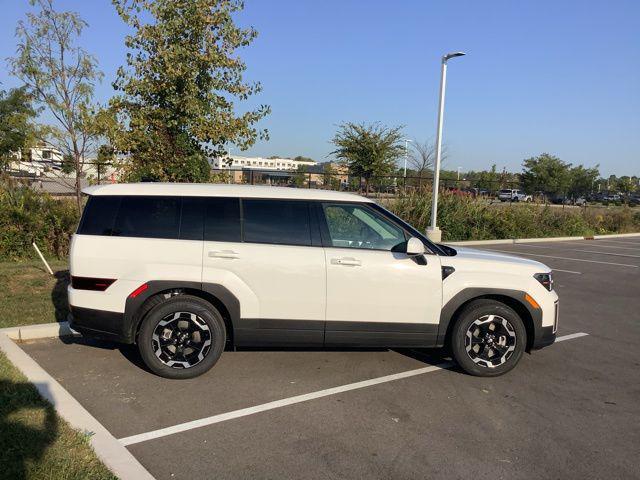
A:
68,306,128,343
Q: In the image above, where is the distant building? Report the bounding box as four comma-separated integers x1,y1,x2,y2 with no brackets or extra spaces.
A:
8,144,64,176
211,155,317,171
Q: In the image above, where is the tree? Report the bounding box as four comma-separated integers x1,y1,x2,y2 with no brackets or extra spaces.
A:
409,140,444,177
521,153,572,196
105,0,270,182
568,165,599,197
0,87,37,169
330,122,404,192
9,0,103,210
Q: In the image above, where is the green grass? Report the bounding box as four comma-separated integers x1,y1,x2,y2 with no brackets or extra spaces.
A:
0,259,116,479
0,259,69,329
0,352,116,480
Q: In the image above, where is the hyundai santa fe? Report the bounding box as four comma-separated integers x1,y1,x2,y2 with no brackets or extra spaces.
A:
69,183,558,379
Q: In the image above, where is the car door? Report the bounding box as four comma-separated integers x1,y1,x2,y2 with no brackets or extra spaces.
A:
319,202,442,347
201,198,326,346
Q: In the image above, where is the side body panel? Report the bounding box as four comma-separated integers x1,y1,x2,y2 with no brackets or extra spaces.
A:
323,249,442,346
201,241,326,346
68,234,203,314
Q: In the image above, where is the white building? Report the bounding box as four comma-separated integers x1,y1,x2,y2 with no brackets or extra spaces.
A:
8,144,64,176
211,155,317,171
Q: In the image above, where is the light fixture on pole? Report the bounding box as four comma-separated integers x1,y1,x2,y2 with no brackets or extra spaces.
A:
403,138,413,178
426,51,465,242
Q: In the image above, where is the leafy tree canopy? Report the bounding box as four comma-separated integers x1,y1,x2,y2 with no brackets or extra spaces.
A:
104,0,270,182
0,87,37,166
521,153,572,195
331,122,404,183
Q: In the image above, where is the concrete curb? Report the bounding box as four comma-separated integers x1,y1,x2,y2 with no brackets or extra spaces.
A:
0,321,77,341
445,232,640,246
0,327,155,480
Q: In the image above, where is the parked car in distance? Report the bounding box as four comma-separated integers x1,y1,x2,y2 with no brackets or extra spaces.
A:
498,189,532,202
69,184,558,379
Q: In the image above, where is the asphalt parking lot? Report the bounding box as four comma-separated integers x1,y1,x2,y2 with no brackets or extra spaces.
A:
21,237,640,480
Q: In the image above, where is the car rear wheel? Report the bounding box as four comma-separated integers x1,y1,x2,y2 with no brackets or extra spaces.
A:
138,295,226,379
450,299,526,377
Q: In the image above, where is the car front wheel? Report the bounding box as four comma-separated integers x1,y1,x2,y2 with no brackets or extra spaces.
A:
450,299,526,377
138,295,226,379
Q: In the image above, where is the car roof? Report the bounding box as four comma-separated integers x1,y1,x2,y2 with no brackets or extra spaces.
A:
82,183,373,203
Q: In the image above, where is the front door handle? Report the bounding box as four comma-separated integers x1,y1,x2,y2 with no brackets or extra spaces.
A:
331,257,361,266
208,250,240,259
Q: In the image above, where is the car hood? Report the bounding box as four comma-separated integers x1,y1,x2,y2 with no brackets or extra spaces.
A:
445,245,550,273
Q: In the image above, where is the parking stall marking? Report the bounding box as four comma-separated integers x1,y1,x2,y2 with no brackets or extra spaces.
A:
554,332,589,342
118,332,589,447
550,268,581,274
521,242,640,252
486,249,639,268
589,240,640,247
509,244,640,259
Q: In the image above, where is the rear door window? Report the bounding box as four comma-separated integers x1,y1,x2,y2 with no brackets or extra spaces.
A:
242,199,311,246
204,197,241,242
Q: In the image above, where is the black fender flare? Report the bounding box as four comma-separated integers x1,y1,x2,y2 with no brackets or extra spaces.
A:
123,280,241,343
437,288,543,348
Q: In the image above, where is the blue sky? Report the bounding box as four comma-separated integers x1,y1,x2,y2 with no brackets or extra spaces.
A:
1,0,638,176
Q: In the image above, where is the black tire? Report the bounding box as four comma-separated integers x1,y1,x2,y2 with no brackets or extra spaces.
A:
138,295,226,379
450,299,526,377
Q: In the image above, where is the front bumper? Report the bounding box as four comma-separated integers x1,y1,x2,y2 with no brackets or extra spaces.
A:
531,300,558,349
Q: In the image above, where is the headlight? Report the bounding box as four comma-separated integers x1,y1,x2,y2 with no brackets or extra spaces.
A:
534,272,553,291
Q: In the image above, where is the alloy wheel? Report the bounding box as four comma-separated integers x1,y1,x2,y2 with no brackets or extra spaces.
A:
465,314,517,368
151,311,212,368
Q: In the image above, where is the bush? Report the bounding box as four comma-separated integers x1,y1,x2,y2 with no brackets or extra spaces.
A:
389,188,640,241
0,176,79,259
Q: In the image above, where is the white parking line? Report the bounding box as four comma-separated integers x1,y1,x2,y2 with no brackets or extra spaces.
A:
555,332,589,342
551,268,582,274
118,332,589,446
532,242,640,251
592,240,640,247
512,244,640,258
487,249,639,268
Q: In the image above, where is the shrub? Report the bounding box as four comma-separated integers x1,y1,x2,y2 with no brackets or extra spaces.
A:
0,175,79,259
388,188,640,241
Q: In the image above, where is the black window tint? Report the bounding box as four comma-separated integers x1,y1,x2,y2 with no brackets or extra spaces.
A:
180,197,204,240
113,196,180,239
243,200,311,246
77,196,121,236
204,197,241,242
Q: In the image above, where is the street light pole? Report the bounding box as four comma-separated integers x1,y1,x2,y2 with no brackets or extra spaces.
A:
426,51,465,242
403,138,412,178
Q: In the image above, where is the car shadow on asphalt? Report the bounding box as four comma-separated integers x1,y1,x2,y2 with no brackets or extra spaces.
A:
60,335,462,376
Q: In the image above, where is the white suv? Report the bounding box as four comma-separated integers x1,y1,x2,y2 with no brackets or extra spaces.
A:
498,189,532,202
69,183,558,379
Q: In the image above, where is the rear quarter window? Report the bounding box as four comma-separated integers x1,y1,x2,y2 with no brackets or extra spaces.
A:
77,196,121,235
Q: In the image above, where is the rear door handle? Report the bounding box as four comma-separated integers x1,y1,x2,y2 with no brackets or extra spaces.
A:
208,250,240,259
331,257,361,266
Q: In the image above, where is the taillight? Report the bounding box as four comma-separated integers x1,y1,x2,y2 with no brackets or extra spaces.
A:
71,276,115,291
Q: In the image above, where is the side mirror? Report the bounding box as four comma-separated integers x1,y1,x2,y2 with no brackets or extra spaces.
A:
406,237,425,256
